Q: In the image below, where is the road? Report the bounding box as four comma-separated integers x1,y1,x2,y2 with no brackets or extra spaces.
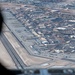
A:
0,33,27,70
62,58,75,63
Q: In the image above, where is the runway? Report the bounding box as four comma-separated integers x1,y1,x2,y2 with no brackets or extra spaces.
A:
0,33,27,70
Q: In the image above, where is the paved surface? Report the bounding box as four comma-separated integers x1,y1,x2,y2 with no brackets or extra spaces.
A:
1,33,26,70
0,39,16,69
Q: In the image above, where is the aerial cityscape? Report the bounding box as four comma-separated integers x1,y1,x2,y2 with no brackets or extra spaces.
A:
0,0,75,73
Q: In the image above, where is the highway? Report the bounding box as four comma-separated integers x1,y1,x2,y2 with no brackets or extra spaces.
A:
62,58,75,63
0,33,27,70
